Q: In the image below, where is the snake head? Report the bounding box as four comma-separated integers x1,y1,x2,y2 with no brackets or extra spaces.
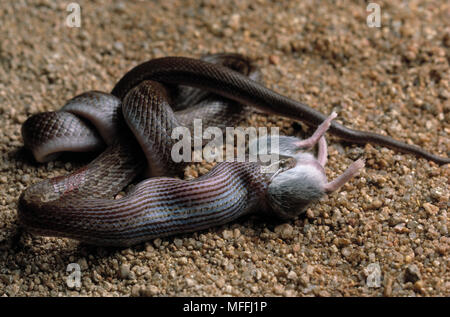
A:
252,113,365,219
267,152,364,219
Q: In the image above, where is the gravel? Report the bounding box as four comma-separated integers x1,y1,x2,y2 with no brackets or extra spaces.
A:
0,0,448,297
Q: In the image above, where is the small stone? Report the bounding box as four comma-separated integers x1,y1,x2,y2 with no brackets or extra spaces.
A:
404,264,421,283
423,202,439,215
223,28,233,38
228,13,240,31
197,166,209,175
222,230,233,239
119,264,132,279
92,270,102,283
334,238,351,248
389,214,405,226
404,254,413,263
131,285,141,297
318,290,330,297
276,34,291,53
185,166,198,179
115,192,124,200
430,187,447,201
269,55,280,65
403,50,416,62
178,257,188,265
274,223,294,239
287,271,297,280
414,280,425,294
365,263,381,288
394,223,408,233
273,284,284,295
306,208,315,219
153,238,162,248
215,278,225,288
299,274,310,287
142,284,159,297
225,263,234,272
113,2,126,13
173,238,183,248
407,220,418,230
113,41,124,52
185,278,196,287
437,243,447,256
384,275,393,296
341,247,352,258
368,199,383,210
283,290,296,297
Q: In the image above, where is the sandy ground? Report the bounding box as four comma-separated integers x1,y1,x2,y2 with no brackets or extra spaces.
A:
0,0,448,297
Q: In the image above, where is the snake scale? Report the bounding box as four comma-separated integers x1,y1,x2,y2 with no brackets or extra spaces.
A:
18,54,448,246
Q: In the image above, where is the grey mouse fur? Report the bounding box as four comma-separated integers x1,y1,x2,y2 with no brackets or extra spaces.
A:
267,153,328,219
250,113,365,219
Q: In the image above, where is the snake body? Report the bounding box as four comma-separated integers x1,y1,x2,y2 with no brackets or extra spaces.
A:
18,54,448,247
20,159,268,246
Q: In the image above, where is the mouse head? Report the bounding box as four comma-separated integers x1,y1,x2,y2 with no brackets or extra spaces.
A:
267,151,364,219
252,112,365,219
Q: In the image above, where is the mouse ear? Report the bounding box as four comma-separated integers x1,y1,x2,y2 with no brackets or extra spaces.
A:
323,159,365,193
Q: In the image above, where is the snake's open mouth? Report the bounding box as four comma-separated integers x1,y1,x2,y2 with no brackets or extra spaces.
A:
263,113,364,219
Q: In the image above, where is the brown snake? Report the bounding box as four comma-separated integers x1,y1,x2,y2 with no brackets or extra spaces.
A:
18,53,448,246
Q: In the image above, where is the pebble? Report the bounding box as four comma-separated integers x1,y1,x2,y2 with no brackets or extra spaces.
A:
113,2,126,13
131,285,141,297
113,42,124,53
394,223,409,233
383,275,393,296
318,290,330,297
185,278,196,287
153,238,162,248
274,223,294,239
222,230,233,240
413,280,425,294
341,247,352,258
173,238,183,248
368,199,383,210
365,263,381,288
142,285,159,297
287,271,297,280
404,264,421,283
269,55,280,65
430,187,447,201
228,13,241,31
119,264,134,280
422,202,439,215
178,257,188,265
